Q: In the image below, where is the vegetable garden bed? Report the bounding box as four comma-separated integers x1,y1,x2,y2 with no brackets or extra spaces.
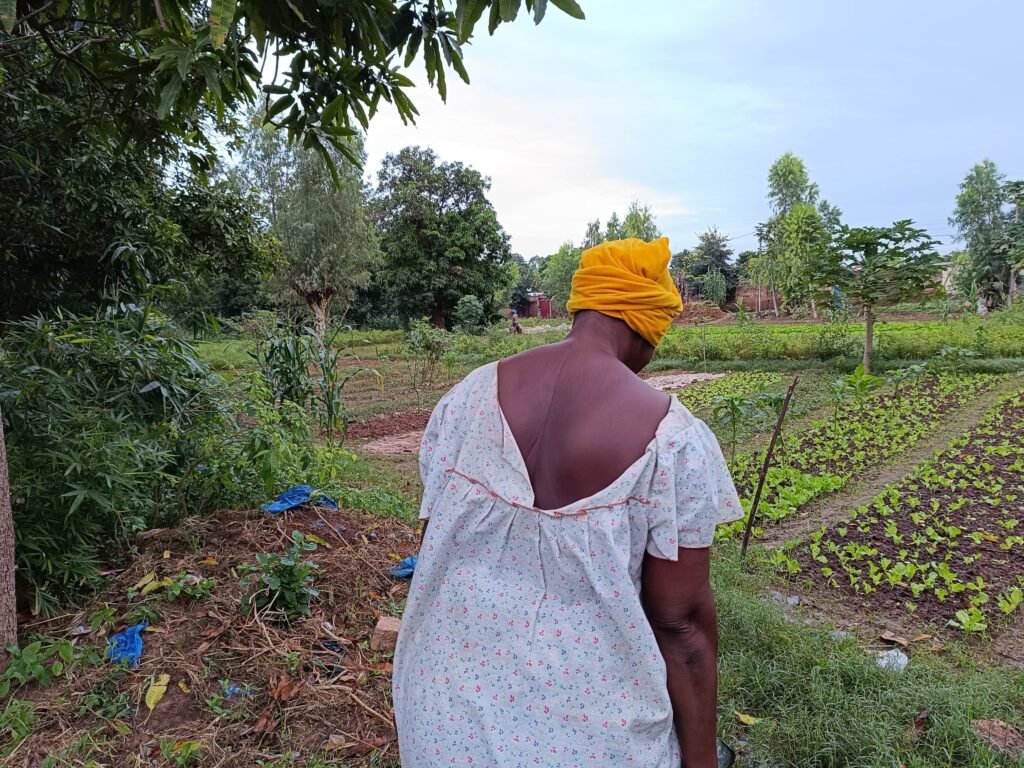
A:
777,390,1024,634
719,373,997,539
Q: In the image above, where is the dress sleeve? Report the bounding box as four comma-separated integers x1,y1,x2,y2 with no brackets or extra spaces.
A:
646,420,744,558
418,396,449,521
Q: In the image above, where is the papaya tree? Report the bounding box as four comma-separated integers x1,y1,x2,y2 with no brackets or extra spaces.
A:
815,221,942,372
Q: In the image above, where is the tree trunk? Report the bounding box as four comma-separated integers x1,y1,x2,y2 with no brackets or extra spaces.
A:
863,307,875,373
1010,267,1019,304
430,307,447,329
810,295,819,320
306,291,334,340
0,411,17,671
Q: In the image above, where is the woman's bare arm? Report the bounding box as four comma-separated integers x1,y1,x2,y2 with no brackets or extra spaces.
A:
642,547,719,768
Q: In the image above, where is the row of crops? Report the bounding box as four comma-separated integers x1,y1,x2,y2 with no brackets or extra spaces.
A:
677,369,995,540
779,391,1024,633
677,367,1023,636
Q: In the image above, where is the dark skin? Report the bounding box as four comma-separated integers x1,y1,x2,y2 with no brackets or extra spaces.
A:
496,310,721,767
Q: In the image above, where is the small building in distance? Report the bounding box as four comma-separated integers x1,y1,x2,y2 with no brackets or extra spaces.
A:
523,291,554,319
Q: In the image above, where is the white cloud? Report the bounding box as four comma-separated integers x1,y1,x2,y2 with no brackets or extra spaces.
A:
364,71,687,258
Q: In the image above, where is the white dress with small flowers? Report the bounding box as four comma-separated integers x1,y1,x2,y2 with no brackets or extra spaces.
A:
393,362,742,767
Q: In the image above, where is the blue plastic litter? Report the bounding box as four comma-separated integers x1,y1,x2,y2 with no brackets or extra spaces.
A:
262,485,339,514
389,556,418,579
107,622,147,666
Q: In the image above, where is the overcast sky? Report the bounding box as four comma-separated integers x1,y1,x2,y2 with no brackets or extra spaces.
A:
363,1,1024,258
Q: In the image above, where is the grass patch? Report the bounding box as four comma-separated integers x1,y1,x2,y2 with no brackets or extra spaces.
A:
714,547,1024,767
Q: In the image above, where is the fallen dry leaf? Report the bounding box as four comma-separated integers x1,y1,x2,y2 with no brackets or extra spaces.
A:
880,631,909,647
345,735,396,757
145,674,170,711
178,681,191,694
904,709,930,745
735,711,763,726
199,557,218,566
140,577,173,597
268,672,305,702
911,633,933,642
131,571,156,592
249,706,279,736
972,719,1024,755
199,625,226,640
144,625,167,634
162,550,171,559
325,734,349,751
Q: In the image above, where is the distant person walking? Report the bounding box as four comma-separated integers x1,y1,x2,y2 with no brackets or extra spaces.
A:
394,238,741,768
510,309,523,334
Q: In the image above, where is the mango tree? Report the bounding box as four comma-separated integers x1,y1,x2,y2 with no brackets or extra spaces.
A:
815,222,942,372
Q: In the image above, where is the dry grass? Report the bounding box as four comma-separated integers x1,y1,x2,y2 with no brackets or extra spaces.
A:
9,507,419,767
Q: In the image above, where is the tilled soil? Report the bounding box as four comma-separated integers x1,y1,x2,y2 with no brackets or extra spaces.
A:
347,409,430,440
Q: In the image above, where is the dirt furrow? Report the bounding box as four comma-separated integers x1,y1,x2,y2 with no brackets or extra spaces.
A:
758,374,1024,547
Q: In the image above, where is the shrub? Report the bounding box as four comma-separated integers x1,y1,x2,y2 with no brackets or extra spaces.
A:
406,319,453,389
452,294,485,331
0,306,232,612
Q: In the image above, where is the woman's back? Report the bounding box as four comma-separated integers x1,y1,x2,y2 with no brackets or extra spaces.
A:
497,340,671,510
393,358,740,767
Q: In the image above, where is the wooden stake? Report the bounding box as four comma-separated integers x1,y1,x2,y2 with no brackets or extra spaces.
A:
740,375,799,559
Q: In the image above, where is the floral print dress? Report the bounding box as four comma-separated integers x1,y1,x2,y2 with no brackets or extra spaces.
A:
393,362,742,767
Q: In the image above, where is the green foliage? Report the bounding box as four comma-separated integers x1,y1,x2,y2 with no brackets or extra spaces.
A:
711,394,758,459
258,332,316,409
0,42,279,324
407,320,454,390
949,160,1020,307
675,373,783,413
620,200,661,240
242,130,380,333
779,202,830,312
0,699,37,756
509,255,542,314
0,1,581,174
160,739,204,768
368,146,514,327
453,295,486,331
164,572,217,602
816,221,944,370
698,268,728,307
241,531,320,622
0,638,74,697
539,242,582,311
812,308,856,360
0,306,231,611
931,346,980,377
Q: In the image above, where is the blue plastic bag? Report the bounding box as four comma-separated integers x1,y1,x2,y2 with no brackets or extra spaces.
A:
107,622,147,666
388,556,418,579
262,485,339,514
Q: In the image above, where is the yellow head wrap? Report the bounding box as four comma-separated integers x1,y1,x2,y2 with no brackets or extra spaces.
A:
566,237,683,347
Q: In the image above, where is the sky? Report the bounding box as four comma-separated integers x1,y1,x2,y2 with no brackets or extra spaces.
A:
363,1,1024,259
